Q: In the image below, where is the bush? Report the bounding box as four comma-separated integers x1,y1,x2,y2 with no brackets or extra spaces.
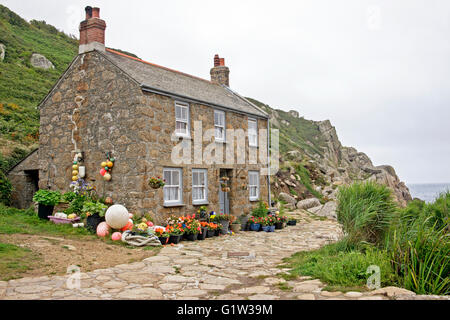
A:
32,189,61,206
251,200,268,218
336,181,396,248
0,170,13,206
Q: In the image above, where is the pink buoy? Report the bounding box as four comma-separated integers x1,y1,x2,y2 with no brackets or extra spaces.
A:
96,222,110,237
100,168,106,176
129,213,134,219
111,232,122,241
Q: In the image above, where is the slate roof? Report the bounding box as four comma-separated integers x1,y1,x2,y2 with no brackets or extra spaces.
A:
102,49,268,118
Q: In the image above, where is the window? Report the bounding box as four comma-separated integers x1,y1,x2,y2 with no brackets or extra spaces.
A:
214,110,225,142
192,169,208,204
175,102,189,137
248,118,258,147
249,171,259,201
163,168,183,205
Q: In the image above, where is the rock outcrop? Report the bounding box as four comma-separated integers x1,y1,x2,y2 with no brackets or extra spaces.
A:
0,43,5,61
30,53,54,69
268,110,412,207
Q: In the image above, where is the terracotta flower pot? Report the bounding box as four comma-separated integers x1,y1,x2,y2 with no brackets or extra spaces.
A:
230,224,241,233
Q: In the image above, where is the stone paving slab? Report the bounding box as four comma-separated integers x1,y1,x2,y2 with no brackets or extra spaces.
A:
0,210,448,300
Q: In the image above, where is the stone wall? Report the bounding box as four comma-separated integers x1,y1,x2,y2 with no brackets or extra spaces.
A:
7,149,39,209
39,50,269,223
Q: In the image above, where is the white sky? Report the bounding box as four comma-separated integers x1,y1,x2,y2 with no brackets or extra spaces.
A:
2,0,449,184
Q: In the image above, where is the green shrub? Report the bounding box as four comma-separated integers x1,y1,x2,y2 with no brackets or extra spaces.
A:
0,170,13,205
32,189,61,206
336,181,396,247
251,200,268,218
81,201,107,218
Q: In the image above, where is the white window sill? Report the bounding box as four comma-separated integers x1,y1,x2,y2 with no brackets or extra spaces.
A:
249,198,260,202
163,202,185,208
192,201,209,206
249,144,258,148
174,134,191,140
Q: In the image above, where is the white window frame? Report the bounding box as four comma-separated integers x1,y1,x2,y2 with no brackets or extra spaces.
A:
192,169,208,205
249,170,260,201
214,110,226,142
175,101,190,137
163,167,183,206
248,118,258,147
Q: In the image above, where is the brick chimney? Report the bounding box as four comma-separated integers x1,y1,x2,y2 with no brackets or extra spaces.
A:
210,54,230,86
79,6,106,54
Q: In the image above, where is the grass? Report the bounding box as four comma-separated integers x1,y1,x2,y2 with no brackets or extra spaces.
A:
281,242,397,291
281,183,449,295
0,204,91,237
0,242,40,280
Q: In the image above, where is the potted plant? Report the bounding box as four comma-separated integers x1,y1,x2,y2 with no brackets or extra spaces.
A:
183,216,201,241
148,176,165,189
261,217,270,232
154,227,169,245
239,214,250,231
264,216,276,232
214,223,222,236
33,189,61,220
197,205,208,221
81,201,107,233
206,223,217,238
249,216,262,231
198,222,209,240
230,218,241,233
213,213,233,234
166,225,184,244
287,215,297,226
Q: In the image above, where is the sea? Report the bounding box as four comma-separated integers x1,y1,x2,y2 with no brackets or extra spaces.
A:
407,183,450,203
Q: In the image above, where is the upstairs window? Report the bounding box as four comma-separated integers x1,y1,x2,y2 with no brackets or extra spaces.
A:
249,170,260,201
248,118,258,147
175,102,189,137
163,168,183,205
214,110,226,142
192,169,208,204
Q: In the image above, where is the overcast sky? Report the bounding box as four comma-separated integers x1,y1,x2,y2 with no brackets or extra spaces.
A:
2,0,449,184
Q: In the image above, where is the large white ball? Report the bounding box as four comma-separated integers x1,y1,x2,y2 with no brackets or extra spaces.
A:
105,204,129,229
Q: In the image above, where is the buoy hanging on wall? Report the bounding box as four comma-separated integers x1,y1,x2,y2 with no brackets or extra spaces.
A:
100,152,115,181
71,152,84,182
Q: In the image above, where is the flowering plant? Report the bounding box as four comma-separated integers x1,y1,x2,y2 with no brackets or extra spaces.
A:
154,227,169,237
212,213,233,222
206,222,219,231
183,216,201,235
248,216,264,225
148,176,165,189
264,216,276,226
166,224,184,236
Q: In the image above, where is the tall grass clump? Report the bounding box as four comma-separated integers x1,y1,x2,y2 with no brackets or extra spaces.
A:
336,181,397,248
386,192,449,295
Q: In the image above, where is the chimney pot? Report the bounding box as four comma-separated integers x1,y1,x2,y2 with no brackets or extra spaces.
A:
210,54,230,86
85,6,93,19
214,54,220,67
92,7,100,18
79,6,106,54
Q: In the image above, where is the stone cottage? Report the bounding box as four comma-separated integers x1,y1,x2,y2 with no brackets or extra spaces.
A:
8,6,271,222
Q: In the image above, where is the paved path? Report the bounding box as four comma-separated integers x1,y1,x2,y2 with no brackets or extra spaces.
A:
0,210,448,300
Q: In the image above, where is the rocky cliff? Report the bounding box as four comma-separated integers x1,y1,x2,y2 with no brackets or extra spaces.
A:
246,98,412,208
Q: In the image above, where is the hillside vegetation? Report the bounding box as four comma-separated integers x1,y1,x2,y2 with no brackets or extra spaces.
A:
0,4,77,159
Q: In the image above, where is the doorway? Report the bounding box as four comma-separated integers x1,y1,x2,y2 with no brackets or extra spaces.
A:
219,169,232,215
